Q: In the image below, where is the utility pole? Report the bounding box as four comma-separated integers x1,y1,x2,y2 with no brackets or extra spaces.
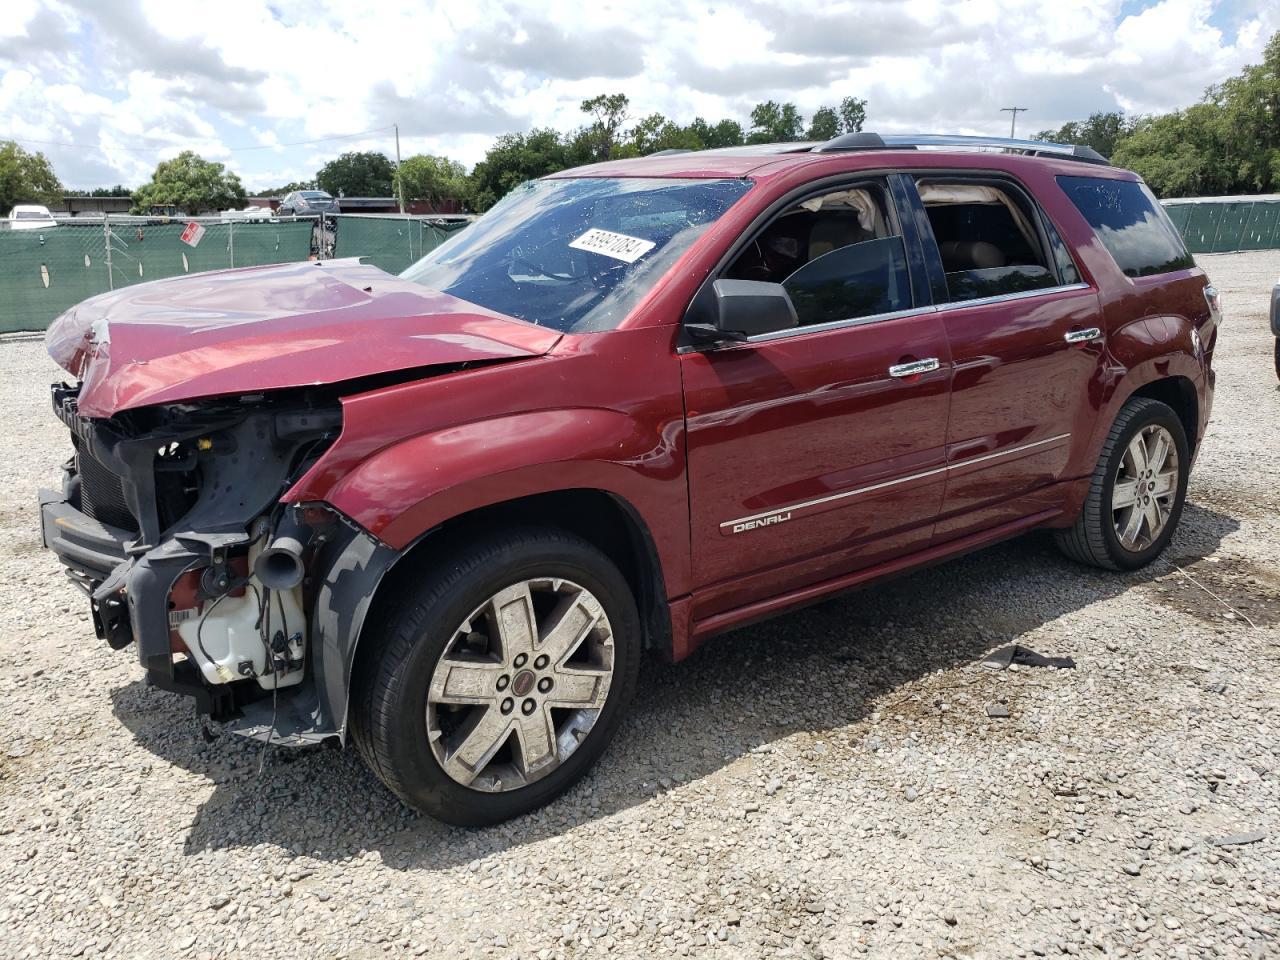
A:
394,123,405,214
1001,107,1028,138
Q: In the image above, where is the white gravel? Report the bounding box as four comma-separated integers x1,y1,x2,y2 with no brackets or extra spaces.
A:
1,251,1278,960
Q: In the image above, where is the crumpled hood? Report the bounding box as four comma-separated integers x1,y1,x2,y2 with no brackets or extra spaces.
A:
46,258,562,418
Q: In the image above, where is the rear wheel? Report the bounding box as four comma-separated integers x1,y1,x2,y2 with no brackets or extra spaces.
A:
351,528,640,826
1054,397,1189,570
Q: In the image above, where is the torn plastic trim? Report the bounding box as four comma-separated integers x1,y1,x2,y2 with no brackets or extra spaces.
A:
223,509,398,744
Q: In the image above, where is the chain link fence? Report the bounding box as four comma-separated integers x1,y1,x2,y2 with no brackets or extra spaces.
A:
0,212,470,334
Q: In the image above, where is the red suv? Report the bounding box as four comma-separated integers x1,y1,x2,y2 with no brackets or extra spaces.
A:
40,133,1218,825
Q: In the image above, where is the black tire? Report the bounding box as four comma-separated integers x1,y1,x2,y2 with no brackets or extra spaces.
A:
1054,397,1190,571
1273,338,1279,381
350,527,641,826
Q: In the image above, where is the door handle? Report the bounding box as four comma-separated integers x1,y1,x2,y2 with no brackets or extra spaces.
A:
1064,327,1102,344
888,358,940,378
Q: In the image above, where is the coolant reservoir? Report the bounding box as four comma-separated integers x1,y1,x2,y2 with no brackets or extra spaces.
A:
176,544,306,689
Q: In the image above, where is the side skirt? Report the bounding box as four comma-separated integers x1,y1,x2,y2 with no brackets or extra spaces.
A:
686,506,1062,649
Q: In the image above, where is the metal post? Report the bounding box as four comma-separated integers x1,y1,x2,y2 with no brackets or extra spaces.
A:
394,122,405,215
228,219,235,268
103,214,114,291
1001,106,1028,138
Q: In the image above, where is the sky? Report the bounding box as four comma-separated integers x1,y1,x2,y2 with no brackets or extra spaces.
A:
0,0,1275,193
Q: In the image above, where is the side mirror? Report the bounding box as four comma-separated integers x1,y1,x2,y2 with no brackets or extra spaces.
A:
687,279,799,345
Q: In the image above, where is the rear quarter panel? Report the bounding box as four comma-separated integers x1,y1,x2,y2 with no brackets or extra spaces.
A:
1029,170,1214,482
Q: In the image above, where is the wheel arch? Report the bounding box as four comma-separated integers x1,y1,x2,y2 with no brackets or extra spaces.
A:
330,488,672,741
1128,375,1199,454
371,487,670,651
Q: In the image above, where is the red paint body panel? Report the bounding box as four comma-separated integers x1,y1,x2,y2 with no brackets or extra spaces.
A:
49,145,1216,667
286,325,694,597
680,311,952,619
45,259,561,418
933,285,1104,540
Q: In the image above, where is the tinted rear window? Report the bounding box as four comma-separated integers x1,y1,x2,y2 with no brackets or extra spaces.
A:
1057,176,1193,278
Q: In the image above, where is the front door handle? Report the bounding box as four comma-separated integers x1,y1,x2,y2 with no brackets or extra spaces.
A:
1064,327,1102,344
888,358,940,378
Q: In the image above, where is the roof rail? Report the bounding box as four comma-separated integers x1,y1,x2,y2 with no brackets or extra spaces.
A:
813,132,1110,165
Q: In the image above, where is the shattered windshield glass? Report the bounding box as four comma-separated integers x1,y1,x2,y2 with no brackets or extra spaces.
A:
400,177,752,333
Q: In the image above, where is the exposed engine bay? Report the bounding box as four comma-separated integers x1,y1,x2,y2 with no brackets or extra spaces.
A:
40,382,345,724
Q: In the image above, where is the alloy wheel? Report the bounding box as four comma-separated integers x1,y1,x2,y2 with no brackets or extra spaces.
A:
1112,424,1179,552
425,578,615,792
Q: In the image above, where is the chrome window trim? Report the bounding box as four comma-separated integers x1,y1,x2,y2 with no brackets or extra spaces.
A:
680,283,1094,353
745,305,937,344
719,433,1071,531
934,281,1091,313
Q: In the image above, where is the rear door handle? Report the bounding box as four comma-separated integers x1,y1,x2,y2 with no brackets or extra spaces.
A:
888,358,940,378
1064,327,1102,344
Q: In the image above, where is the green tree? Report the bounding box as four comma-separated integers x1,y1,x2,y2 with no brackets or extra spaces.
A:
806,106,840,141
1035,111,1135,159
130,151,244,215
838,96,867,134
620,113,705,156
0,140,63,215
468,129,574,211
1049,30,1280,196
579,93,631,160
316,151,396,197
747,101,805,143
1112,105,1235,197
688,117,745,148
66,185,132,198
1208,31,1280,193
397,154,469,207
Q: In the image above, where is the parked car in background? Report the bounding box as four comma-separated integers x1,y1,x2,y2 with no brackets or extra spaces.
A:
1271,280,1280,379
277,190,339,216
220,205,275,222
39,133,1218,826
8,204,57,230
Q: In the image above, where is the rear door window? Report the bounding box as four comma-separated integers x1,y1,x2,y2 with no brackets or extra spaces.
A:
1057,176,1193,278
914,179,1058,303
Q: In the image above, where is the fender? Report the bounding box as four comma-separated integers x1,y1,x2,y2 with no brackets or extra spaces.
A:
319,406,688,577
286,326,691,592
257,437,684,743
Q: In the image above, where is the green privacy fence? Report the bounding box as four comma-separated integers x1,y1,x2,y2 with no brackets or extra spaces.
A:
332,215,469,274
1162,197,1280,254
0,214,469,334
0,218,313,334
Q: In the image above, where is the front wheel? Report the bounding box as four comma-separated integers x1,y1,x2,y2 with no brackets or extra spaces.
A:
1054,397,1190,570
351,528,641,826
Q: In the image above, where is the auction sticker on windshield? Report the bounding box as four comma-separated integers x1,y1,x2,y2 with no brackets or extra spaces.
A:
569,228,655,263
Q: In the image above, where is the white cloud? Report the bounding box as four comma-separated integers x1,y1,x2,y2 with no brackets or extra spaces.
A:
0,0,1274,190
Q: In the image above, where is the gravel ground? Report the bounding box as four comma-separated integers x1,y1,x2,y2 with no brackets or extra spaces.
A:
1,251,1278,960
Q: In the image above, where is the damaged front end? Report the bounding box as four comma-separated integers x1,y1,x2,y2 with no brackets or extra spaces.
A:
39,382,373,741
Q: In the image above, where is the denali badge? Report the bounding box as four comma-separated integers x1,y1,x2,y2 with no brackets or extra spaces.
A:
732,511,792,534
